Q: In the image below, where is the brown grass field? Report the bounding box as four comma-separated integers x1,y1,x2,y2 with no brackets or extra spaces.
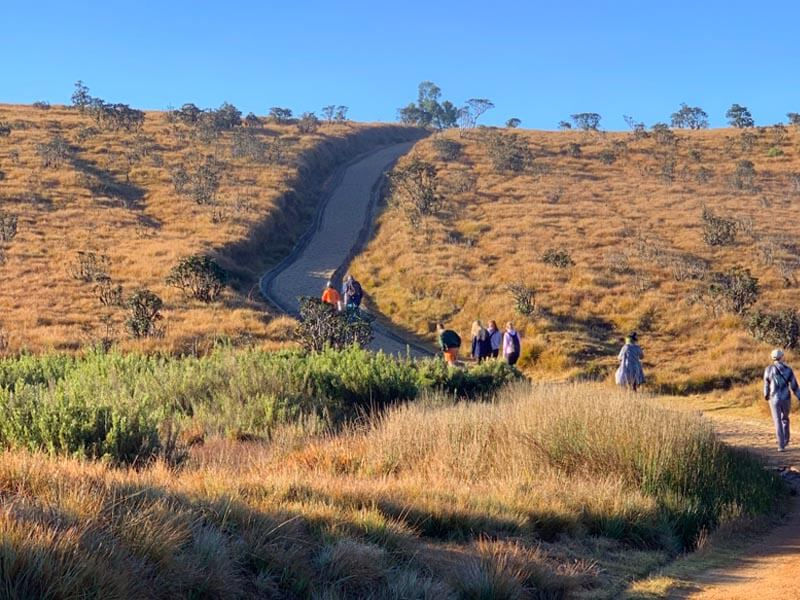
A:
351,123,800,395
0,103,418,353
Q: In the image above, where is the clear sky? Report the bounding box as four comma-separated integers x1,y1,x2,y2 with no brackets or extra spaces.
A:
2,0,797,130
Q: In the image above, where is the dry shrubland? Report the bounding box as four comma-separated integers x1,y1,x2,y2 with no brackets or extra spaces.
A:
0,383,781,599
351,124,800,392
0,103,419,353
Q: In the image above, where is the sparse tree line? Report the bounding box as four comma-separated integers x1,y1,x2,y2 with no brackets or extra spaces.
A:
397,81,498,132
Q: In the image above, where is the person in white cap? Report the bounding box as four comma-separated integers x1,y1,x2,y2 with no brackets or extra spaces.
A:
764,349,800,452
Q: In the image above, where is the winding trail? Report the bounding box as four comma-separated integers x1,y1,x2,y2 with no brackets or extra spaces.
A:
261,142,432,358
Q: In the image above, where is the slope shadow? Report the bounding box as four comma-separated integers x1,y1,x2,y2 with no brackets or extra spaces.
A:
70,155,146,211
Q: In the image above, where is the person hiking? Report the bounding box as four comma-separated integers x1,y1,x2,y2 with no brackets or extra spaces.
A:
615,332,645,391
764,349,800,452
487,320,502,358
342,274,363,309
320,280,341,310
437,322,462,366
470,320,493,363
502,322,521,366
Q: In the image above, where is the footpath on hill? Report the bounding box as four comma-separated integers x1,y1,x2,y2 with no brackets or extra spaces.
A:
656,398,800,599
261,141,432,358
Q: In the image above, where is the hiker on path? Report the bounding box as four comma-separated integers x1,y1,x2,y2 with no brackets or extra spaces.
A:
615,332,645,391
764,349,800,452
471,320,493,363
437,323,462,366
502,322,522,366
342,274,364,310
321,281,341,310
487,320,502,358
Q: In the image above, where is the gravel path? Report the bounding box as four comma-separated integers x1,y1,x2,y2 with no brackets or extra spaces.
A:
261,142,432,358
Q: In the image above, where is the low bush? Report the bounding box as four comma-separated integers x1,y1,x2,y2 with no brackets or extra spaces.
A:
483,132,531,172
126,289,163,338
0,346,522,463
431,137,462,161
701,206,737,246
166,255,225,302
748,308,800,349
541,247,574,268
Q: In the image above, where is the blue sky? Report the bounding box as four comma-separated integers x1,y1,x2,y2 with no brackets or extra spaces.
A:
2,0,797,130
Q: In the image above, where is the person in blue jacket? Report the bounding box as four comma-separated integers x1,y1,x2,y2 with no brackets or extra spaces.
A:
764,348,800,452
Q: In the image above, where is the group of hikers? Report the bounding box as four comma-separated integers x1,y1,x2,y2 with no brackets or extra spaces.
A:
320,278,797,453
437,320,522,366
321,275,364,312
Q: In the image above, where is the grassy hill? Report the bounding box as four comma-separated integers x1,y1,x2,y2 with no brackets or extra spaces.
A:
0,103,420,353
351,124,800,396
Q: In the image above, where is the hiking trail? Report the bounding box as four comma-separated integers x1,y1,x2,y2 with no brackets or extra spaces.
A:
665,405,800,599
261,142,432,358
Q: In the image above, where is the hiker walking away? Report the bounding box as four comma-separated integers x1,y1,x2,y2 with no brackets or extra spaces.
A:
503,322,521,366
342,274,364,310
487,320,502,358
764,349,800,452
470,320,493,363
437,323,462,366
321,280,341,310
615,332,645,391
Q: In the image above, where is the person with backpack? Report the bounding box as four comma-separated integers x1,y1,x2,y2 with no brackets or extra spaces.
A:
320,280,341,310
502,322,521,366
470,320,493,363
487,320,502,358
342,274,364,309
764,349,800,452
615,332,645,391
437,322,462,366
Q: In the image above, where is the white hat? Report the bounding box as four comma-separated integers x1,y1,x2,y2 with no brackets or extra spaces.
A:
772,349,785,361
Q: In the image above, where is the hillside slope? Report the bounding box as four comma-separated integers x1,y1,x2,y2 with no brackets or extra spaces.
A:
351,124,800,393
0,103,420,352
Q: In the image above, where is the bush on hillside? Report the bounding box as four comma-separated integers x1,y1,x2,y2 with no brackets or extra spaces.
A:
0,212,18,242
388,158,443,228
732,159,757,192
69,251,110,283
508,282,535,316
701,207,737,246
36,136,70,169
748,308,800,349
703,266,760,316
0,121,11,137
431,138,462,161
483,131,531,172
231,128,267,161
166,255,225,302
505,117,521,128
125,289,163,338
268,107,293,124
541,247,574,269
297,112,321,134
295,297,374,351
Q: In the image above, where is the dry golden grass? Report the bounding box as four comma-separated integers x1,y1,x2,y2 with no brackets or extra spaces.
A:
0,103,417,353
5,382,772,599
352,125,800,391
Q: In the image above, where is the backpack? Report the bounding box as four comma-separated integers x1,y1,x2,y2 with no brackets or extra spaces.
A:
508,332,520,355
346,279,363,304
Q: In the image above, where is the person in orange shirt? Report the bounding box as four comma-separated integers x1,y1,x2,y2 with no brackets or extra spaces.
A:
321,280,341,310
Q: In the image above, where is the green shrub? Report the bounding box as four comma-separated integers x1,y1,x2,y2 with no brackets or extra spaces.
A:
767,146,784,157
748,308,800,349
704,266,760,315
0,346,522,463
166,255,225,302
126,289,163,338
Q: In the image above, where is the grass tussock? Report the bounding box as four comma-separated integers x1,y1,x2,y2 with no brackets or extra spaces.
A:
0,382,785,598
351,126,800,393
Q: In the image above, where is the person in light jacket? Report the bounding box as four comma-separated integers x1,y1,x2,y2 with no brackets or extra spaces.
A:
502,322,521,366
615,332,645,391
487,320,502,358
764,348,800,452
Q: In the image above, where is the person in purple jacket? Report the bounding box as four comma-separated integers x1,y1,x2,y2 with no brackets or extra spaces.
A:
502,322,521,366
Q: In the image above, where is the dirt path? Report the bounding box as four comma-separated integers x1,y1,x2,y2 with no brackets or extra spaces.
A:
261,142,432,357
670,407,800,599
